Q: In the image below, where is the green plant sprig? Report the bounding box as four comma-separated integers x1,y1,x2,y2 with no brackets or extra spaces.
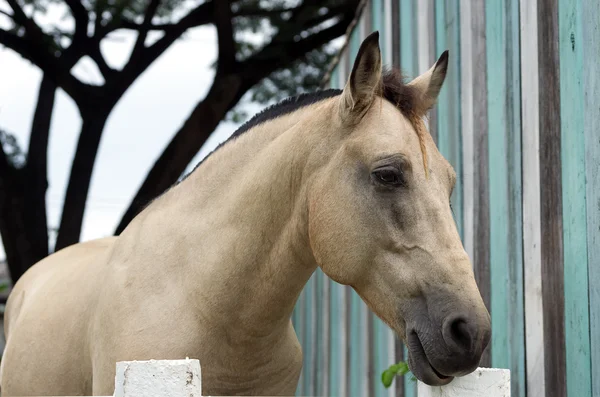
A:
381,361,417,388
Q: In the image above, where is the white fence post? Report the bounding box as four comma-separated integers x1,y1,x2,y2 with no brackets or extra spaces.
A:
113,358,202,397
417,368,510,397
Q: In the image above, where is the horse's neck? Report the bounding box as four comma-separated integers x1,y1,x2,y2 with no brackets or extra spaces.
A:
132,104,331,344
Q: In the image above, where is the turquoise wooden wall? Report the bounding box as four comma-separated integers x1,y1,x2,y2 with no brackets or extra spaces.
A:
292,1,600,396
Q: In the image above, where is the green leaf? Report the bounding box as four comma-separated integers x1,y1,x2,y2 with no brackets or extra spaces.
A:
380,361,412,388
381,370,396,388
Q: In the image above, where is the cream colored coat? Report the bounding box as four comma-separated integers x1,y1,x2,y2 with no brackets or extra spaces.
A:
1,32,490,396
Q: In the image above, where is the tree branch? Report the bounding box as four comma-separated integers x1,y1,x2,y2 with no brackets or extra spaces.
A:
119,3,301,33
0,132,11,173
234,6,298,18
0,9,13,20
89,42,117,79
6,0,38,32
243,6,357,84
130,0,161,61
215,0,236,72
65,0,89,40
0,28,90,102
116,1,213,93
121,0,214,32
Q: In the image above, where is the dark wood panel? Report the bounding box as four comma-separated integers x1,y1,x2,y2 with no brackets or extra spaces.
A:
392,0,400,68
367,311,375,397
394,338,404,397
345,286,352,396
428,0,438,144
322,274,330,396
364,0,373,34
470,0,491,368
537,0,566,396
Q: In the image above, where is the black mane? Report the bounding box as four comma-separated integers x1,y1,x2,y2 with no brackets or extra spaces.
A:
133,69,421,223
183,88,342,178
184,66,423,180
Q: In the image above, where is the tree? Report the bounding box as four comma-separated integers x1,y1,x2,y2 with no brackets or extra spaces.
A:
0,0,363,282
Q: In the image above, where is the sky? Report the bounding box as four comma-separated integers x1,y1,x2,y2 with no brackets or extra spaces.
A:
0,5,267,260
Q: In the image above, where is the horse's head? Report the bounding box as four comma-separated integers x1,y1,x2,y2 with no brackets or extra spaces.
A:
307,32,490,385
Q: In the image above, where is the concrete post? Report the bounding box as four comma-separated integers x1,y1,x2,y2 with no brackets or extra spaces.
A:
417,368,510,397
113,358,202,397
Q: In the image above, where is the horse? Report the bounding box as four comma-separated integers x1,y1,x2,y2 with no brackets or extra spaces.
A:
0,31,490,396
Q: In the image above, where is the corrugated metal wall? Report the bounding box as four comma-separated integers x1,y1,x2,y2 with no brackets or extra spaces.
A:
292,1,600,396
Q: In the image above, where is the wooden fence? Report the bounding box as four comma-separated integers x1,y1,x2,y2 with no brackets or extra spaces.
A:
292,1,600,397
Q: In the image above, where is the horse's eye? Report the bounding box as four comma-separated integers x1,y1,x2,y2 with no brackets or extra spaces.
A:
372,167,404,187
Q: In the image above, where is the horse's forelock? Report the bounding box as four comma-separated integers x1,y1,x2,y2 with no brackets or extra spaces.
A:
378,68,429,177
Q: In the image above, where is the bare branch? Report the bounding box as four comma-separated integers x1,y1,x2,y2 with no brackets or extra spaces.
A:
6,0,56,50
121,0,214,32
0,9,14,20
89,42,117,79
0,28,89,103
215,0,236,72
117,1,213,89
64,0,89,40
130,0,161,61
321,0,368,85
119,3,299,33
233,4,299,18
243,4,358,85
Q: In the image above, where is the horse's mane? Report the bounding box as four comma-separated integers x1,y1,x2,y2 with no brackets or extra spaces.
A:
128,68,427,227
184,68,422,179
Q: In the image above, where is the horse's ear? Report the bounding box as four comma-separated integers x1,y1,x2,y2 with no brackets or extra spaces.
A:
339,31,382,123
406,51,449,115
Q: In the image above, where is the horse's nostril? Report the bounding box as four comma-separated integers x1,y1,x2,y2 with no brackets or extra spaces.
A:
450,319,472,349
444,316,476,353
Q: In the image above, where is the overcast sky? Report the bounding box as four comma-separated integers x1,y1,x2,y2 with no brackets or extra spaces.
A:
0,7,267,260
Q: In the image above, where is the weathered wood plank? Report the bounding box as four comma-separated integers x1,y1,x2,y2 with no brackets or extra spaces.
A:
302,275,315,395
399,0,415,76
459,0,475,261
315,270,324,396
360,294,370,397
505,6,526,394
583,1,600,395
470,0,491,368
391,0,400,68
558,1,592,395
295,288,305,396
435,0,463,238
321,270,331,396
367,311,375,397
416,0,433,74
519,1,546,396
417,0,436,143
345,287,352,397
486,1,525,395
372,318,395,397
383,0,393,66
537,0,567,395
450,0,463,239
328,279,347,396
485,0,509,371
364,0,372,34
387,323,396,397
